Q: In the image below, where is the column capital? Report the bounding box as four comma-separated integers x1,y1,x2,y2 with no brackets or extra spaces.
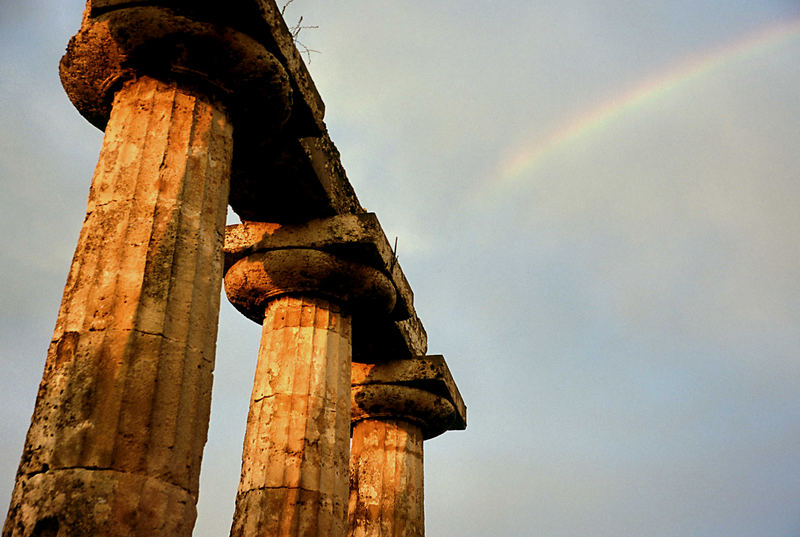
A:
351,355,467,440
224,248,396,322
224,214,429,330
224,213,429,360
224,214,414,317
60,4,292,132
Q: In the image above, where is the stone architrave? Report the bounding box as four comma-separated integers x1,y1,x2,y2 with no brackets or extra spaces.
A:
349,356,466,537
3,4,291,536
223,217,406,537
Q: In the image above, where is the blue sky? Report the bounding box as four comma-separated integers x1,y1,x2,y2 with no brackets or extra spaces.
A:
1,1,799,536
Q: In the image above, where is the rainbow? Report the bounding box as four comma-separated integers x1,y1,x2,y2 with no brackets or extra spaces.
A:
494,16,800,187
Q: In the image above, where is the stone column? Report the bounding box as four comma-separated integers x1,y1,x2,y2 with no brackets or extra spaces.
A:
3,5,290,536
3,76,232,537
225,245,396,537
349,419,425,537
348,357,466,537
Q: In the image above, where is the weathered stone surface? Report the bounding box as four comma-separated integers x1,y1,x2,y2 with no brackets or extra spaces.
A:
60,5,292,134
353,313,428,364
247,0,326,128
5,469,196,537
351,356,465,441
83,0,327,131
224,215,428,362
64,0,363,226
229,133,365,223
85,0,325,131
351,355,466,436
230,296,353,537
224,248,397,323
348,420,424,537
351,386,456,442
3,77,233,537
8,3,467,537
218,0,365,223
225,244,401,537
224,214,413,318
348,357,465,537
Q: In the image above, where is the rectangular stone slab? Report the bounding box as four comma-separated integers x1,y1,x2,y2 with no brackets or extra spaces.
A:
228,132,365,224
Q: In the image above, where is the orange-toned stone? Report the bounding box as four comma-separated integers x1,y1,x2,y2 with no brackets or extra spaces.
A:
231,296,353,537
350,356,466,440
224,244,396,537
348,357,466,537
348,419,425,537
3,76,233,537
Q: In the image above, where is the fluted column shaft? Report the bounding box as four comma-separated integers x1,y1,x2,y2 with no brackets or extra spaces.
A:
3,76,233,537
348,356,465,537
348,419,424,537
224,244,396,537
231,295,353,537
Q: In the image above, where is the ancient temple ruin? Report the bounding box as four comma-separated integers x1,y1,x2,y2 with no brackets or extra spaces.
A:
3,2,465,536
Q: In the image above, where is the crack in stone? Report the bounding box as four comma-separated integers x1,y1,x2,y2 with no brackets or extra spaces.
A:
23,466,195,497
60,327,210,358
242,485,325,494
